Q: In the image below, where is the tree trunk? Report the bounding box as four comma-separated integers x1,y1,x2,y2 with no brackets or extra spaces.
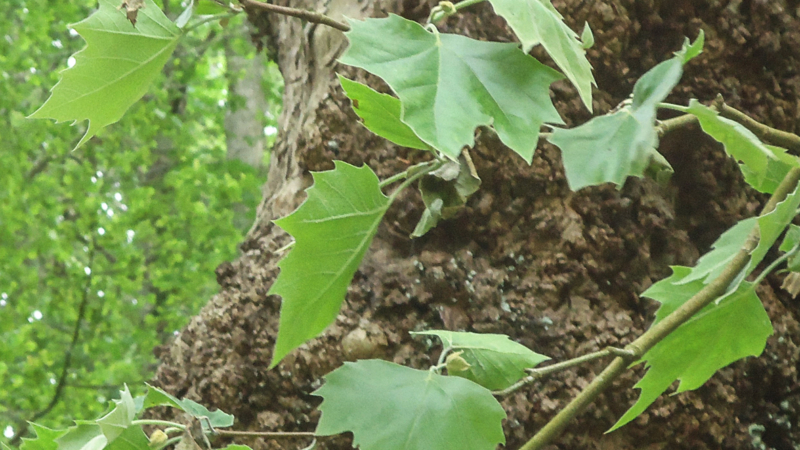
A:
150,1,800,449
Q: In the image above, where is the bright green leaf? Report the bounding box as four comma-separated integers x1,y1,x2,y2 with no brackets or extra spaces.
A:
412,330,549,390
549,33,703,190
337,76,430,150
97,386,136,441
677,30,704,63
611,271,771,431
29,0,181,149
686,100,779,191
340,14,564,162
196,0,228,15
142,384,234,428
21,424,67,450
314,360,506,450
489,0,595,111
269,162,391,367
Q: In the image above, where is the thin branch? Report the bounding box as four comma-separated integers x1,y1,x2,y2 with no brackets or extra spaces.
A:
713,95,800,155
493,347,636,397
9,242,97,446
656,113,699,138
518,166,800,450
213,430,316,438
238,0,350,32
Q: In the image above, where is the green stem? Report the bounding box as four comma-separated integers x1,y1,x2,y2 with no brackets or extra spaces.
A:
184,12,237,32
713,95,800,154
752,242,800,286
436,346,453,367
132,420,185,429
453,0,487,11
518,166,800,450
493,347,635,397
387,161,446,203
214,429,316,438
658,102,689,113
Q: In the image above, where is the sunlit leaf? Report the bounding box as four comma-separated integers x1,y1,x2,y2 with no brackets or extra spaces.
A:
315,360,505,450
412,330,549,390
55,424,107,450
269,162,390,367
610,271,771,431
489,0,595,111
29,0,180,149
340,14,563,162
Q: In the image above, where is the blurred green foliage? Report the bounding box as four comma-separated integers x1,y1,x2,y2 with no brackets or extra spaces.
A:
0,0,282,441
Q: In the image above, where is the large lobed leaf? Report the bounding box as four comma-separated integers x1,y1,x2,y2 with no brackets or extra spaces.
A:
29,0,180,149
549,32,703,190
269,162,390,367
340,14,564,162
413,330,549,390
314,360,506,450
489,0,595,111
610,271,771,430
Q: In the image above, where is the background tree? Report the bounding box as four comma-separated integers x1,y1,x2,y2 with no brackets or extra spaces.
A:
0,0,279,441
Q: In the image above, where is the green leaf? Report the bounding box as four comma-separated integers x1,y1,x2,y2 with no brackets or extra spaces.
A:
779,224,800,252
340,14,564,162
675,217,756,286
21,424,67,450
97,386,136,441
314,360,506,450
269,162,391,367
142,384,234,428
337,76,430,151
749,185,800,274
55,424,107,450
548,108,659,190
611,271,771,431
195,0,228,15
581,22,594,49
412,330,549,390
488,0,595,111
175,1,194,29
677,30,704,63
104,427,149,450
740,145,800,194
686,100,781,192
412,152,481,238
549,33,703,190
29,0,181,149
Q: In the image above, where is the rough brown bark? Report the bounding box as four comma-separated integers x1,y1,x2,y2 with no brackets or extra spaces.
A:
150,1,800,449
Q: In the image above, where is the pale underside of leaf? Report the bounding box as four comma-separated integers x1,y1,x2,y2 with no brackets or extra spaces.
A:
29,0,180,149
